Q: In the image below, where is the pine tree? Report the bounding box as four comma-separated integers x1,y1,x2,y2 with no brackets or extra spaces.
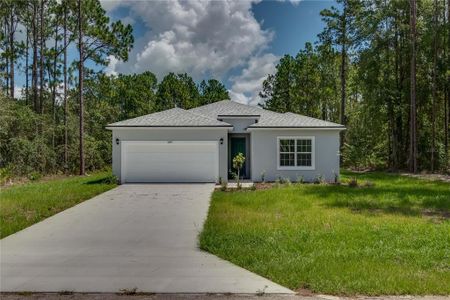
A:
409,0,418,173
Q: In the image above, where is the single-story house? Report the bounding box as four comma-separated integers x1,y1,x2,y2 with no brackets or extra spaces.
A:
106,100,345,184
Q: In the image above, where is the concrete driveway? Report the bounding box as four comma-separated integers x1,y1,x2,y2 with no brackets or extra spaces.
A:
0,184,292,294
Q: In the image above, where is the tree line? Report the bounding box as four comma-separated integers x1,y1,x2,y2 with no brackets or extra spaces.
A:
1,0,449,179
261,0,450,173
0,0,228,178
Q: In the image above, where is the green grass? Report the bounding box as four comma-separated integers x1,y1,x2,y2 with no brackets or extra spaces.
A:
200,171,450,295
0,171,117,238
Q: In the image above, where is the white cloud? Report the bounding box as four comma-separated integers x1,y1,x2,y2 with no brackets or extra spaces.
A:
14,86,24,99
99,0,123,13
229,53,279,105
276,0,303,5
102,0,279,106
105,55,119,76
103,1,273,80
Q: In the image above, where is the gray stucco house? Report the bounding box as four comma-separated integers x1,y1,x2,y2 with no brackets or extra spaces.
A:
106,100,345,184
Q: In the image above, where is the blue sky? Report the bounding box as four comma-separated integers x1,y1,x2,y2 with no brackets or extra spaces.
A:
100,0,336,104
252,1,335,56
13,0,336,104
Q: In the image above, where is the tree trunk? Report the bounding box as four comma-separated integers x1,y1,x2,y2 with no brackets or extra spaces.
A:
446,0,450,169
446,90,449,169
52,20,58,150
78,0,85,175
39,0,45,114
32,1,38,112
431,0,438,172
393,18,401,171
339,6,347,154
385,2,396,171
64,2,68,173
9,10,15,99
4,18,9,97
409,0,418,173
25,26,29,105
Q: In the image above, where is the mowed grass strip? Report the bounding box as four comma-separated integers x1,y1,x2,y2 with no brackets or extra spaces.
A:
199,171,450,295
0,171,117,238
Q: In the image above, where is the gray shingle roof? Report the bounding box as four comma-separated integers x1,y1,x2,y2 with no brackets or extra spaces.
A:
107,107,232,127
107,100,345,129
250,112,344,128
189,100,269,117
190,100,345,128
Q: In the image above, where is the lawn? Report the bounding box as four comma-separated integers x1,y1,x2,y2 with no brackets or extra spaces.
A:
199,171,450,295
0,171,117,239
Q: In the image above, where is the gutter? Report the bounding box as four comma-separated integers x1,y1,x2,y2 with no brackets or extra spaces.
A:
246,126,346,131
105,125,234,130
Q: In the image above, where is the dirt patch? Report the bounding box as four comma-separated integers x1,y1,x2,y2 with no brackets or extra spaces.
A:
254,182,275,190
422,209,450,222
296,288,315,297
0,174,71,189
401,173,450,183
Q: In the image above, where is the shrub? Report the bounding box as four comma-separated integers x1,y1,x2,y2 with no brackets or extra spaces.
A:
314,174,324,184
7,136,57,176
27,171,42,181
363,180,375,188
333,170,340,184
348,177,359,187
103,174,118,184
296,175,304,184
232,152,245,189
220,180,227,191
0,167,13,185
274,177,281,187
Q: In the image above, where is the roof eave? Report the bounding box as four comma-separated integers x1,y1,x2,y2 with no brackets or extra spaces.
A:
105,125,234,130
247,126,346,130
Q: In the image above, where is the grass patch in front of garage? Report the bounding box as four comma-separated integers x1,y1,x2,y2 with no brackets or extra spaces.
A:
199,171,450,295
0,171,117,238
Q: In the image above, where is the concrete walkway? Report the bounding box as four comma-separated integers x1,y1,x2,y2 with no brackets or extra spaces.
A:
0,184,292,294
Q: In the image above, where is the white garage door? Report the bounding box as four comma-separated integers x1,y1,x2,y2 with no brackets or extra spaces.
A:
121,141,219,183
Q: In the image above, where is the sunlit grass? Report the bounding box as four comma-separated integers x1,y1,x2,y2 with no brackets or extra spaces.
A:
200,171,450,295
0,171,117,238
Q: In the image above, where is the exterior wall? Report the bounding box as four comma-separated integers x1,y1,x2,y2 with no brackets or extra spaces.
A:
250,129,341,182
220,118,258,133
111,128,229,183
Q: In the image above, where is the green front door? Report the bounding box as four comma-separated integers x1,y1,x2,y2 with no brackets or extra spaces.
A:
230,137,247,178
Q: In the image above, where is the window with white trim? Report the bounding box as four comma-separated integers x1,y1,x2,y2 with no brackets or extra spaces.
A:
278,137,315,169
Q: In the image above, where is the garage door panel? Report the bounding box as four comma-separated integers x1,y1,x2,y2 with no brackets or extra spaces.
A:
122,141,218,183
126,143,216,154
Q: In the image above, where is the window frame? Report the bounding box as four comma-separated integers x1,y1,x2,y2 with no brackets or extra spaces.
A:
277,136,315,170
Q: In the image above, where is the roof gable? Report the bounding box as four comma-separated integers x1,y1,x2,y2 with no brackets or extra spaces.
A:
189,100,271,118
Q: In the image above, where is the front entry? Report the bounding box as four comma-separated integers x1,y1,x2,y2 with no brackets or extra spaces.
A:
229,136,250,179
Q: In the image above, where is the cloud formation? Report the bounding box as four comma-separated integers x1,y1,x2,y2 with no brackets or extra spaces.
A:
229,53,278,105
102,0,277,105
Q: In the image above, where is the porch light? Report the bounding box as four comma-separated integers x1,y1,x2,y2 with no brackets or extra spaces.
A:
220,138,224,145
115,138,120,145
